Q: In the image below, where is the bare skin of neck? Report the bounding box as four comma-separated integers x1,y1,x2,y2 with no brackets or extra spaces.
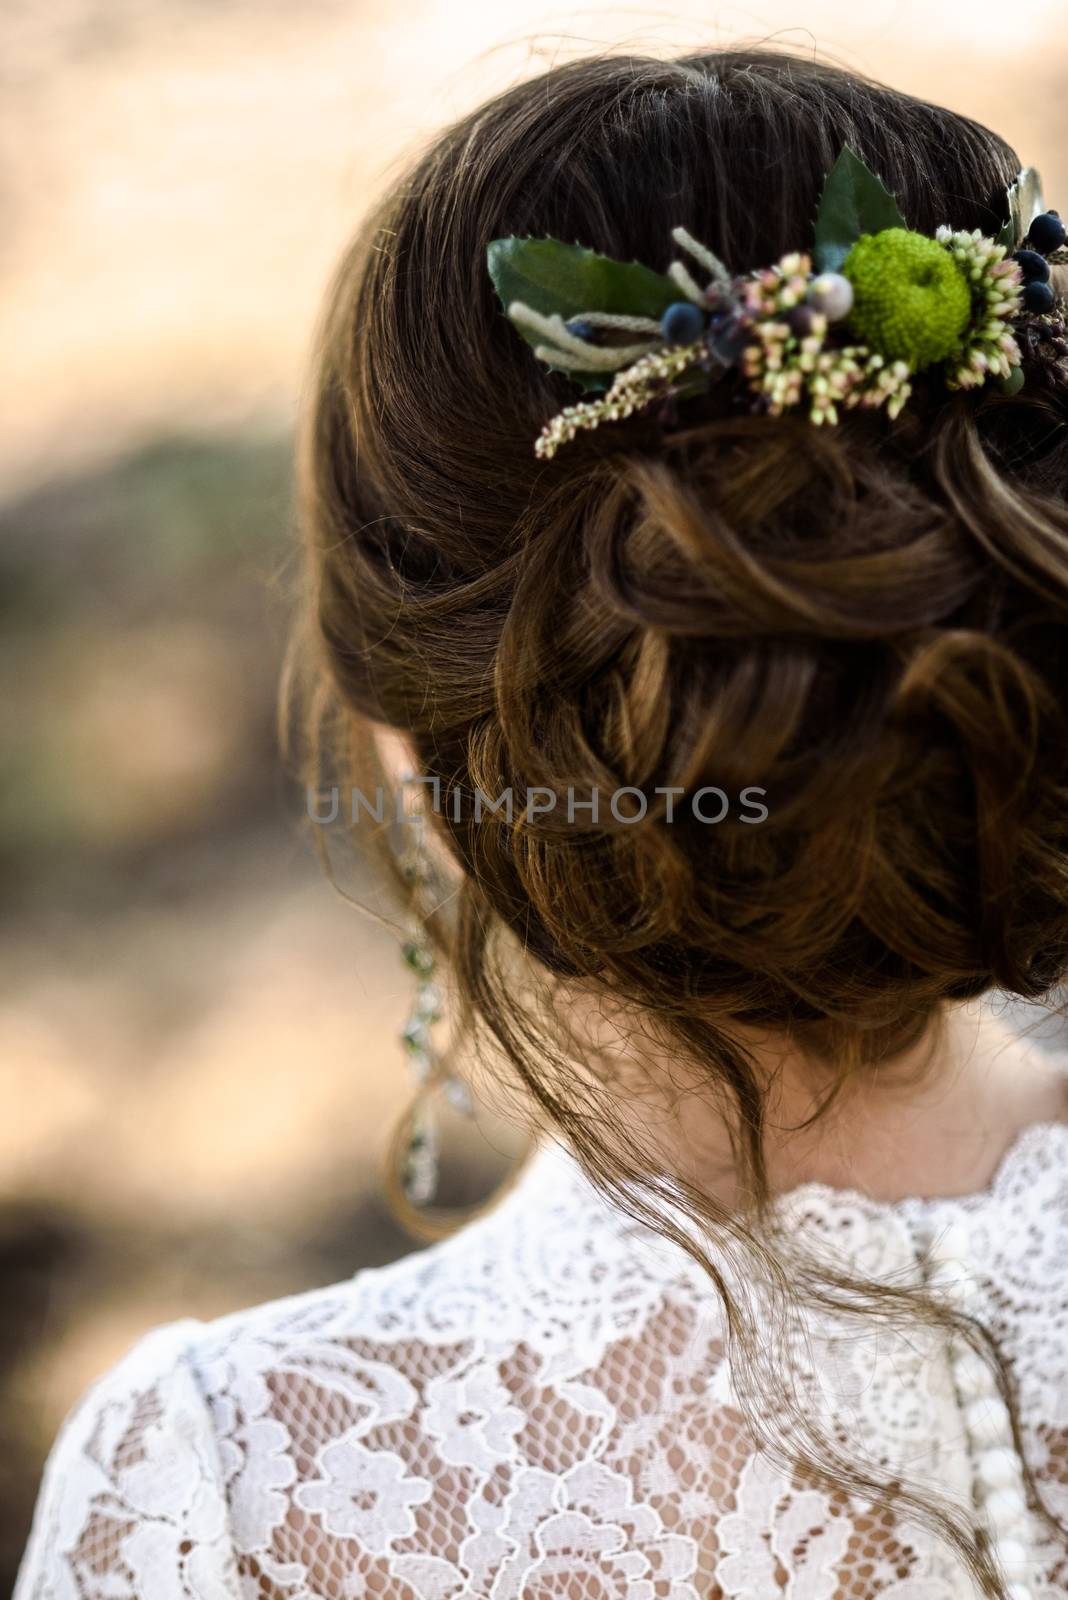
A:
564,996,1068,1207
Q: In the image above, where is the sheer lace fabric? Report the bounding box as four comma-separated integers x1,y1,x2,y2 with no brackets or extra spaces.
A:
14,1118,1068,1600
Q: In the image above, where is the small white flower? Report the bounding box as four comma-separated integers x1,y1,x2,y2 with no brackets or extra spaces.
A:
423,1364,525,1472
294,1432,431,1548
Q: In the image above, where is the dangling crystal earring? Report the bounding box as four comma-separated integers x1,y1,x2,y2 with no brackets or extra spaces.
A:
381,772,540,1242
388,774,477,1221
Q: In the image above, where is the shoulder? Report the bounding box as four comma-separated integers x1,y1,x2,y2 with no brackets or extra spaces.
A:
14,1316,239,1600
14,1142,713,1600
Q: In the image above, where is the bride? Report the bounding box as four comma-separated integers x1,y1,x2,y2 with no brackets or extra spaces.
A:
15,45,1068,1600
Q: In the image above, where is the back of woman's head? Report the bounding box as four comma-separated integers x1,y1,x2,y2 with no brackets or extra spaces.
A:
295,47,1068,1594
304,46,1068,1043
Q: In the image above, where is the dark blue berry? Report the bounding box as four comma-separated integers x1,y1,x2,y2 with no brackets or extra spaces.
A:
786,304,818,338
660,300,706,344
1014,248,1051,284
1023,279,1056,314
565,317,596,340
1027,211,1067,254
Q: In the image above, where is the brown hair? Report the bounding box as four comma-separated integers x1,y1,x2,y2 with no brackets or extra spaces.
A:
288,46,1068,1595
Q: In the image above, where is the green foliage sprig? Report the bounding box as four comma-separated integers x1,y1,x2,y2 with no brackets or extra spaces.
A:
487,239,679,391
811,146,907,273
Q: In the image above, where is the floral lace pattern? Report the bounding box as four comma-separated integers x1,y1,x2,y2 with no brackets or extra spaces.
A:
14,1113,1068,1600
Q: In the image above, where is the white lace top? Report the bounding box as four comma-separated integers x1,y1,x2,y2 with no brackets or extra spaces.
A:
14,1112,1068,1600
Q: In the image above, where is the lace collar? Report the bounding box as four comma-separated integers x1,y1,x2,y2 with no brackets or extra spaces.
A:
499,1045,1068,1282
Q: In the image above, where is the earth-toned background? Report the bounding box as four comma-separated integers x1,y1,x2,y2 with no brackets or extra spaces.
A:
4,1,1068,1586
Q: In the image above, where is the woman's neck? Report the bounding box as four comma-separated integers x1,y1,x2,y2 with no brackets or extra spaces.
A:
748,1004,1068,1203
567,996,1068,1206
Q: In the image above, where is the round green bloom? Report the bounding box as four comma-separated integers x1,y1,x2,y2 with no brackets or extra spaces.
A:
842,228,973,370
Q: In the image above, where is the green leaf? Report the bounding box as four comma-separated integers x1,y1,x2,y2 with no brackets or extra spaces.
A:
812,146,909,274
996,167,1045,251
487,236,679,323
487,236,680,391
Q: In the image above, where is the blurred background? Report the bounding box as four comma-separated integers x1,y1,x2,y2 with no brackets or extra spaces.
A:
4,0,1068,1586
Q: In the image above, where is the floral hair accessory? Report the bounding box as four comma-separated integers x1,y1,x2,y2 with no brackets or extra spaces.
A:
487,148,1068,459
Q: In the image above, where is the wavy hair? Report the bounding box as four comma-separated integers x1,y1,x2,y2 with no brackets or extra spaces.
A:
287,47,1068,1595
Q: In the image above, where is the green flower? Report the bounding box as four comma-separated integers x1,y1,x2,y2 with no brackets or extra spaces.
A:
842,228,973,370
